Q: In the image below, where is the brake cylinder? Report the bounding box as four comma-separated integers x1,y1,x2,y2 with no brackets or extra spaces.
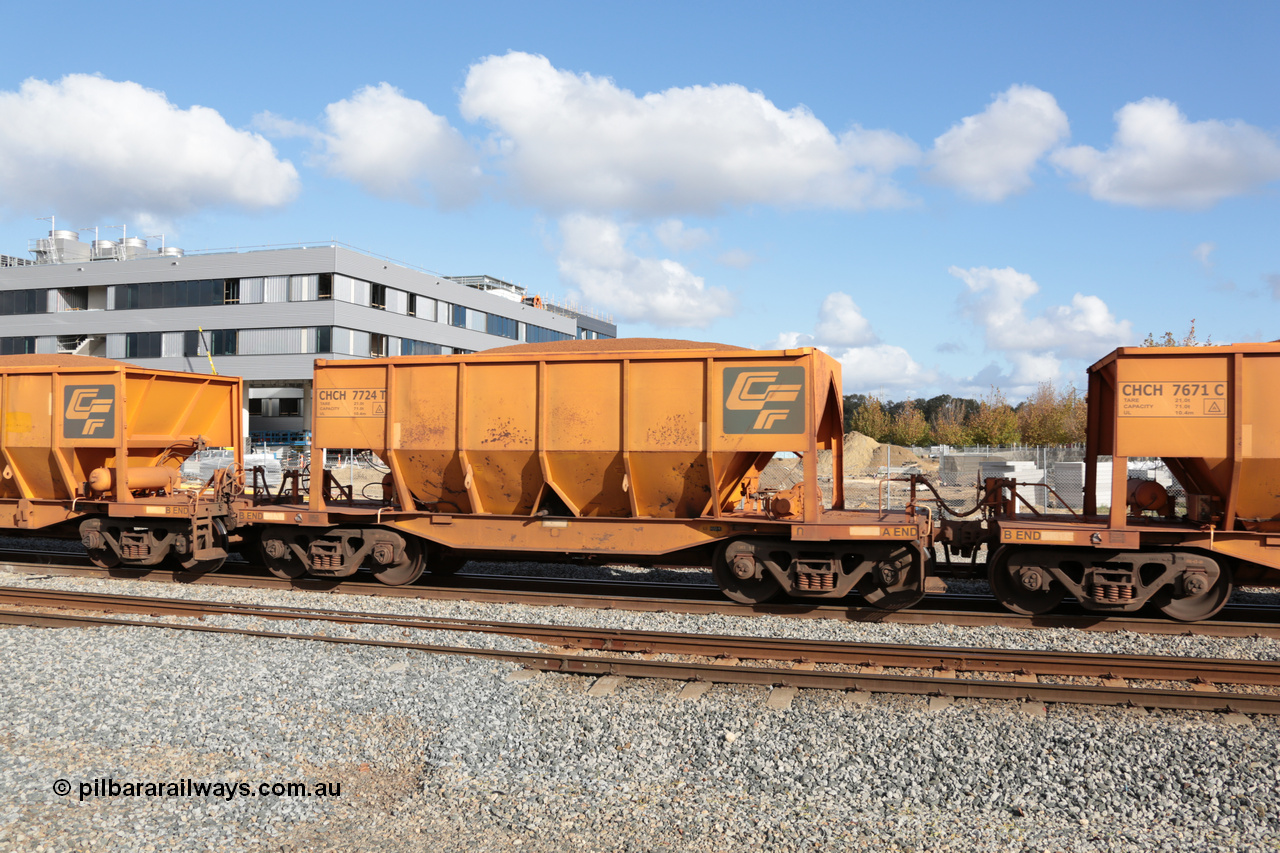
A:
88,466,181,493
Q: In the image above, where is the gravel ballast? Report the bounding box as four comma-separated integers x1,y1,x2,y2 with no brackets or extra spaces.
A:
2,564,1279,852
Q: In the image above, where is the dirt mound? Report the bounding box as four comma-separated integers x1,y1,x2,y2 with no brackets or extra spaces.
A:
822,432,934,476
761,432,934,488
759,456,803,490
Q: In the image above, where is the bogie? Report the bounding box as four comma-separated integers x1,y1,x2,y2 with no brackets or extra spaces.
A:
989,545,1232,620
79,517,225,574
257,525,426,585
711,538,926,609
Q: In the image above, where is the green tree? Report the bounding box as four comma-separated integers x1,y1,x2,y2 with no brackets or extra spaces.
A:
847,394,891,442
1016,383,1086,446
842,394,869,433
886,399,932,447
1061,385,1087,444
966,387,1020,446
930,399,969,446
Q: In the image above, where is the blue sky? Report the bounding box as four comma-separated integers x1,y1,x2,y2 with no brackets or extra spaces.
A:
1,1,1277,398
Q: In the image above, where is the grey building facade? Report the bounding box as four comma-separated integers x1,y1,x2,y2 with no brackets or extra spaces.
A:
0,232,616,444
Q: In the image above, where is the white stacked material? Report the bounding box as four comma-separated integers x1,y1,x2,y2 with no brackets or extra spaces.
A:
981,461,1046,506
181,451,282,487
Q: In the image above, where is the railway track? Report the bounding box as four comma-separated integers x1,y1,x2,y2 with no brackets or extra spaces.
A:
2,585,1279,715
4,547,1280,638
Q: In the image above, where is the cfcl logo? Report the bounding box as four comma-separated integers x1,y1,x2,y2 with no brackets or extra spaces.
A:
722,367,805,434
63,385,115,439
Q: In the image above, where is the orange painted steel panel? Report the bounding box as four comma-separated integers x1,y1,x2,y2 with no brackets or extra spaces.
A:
0,355,242,526
312,344,844,526
1088,343,1280,528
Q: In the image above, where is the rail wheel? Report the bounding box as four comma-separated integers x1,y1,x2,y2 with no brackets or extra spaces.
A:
372,537,426,586
80,522,121,569
988,546,1066,616
1158,562,1232,622
712,540,781,605
260,530,306,579
86,546,121,570
862,546,925,610
179,519,228,576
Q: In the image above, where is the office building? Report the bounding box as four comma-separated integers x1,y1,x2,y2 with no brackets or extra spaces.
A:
0,229,616,444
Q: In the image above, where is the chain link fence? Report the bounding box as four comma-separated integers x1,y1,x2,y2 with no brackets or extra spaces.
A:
763,444,1185,518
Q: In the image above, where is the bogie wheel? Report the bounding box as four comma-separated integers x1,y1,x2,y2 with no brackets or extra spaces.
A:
1158,561,1233,622
179,519,228,576
86,546,122,570
260,531,307,580
862,546,926,611
81,523,122,570
372,536,426,586
712,541,781,605
988,546,1067,616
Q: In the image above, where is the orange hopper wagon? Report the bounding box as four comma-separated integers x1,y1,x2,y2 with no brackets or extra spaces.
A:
252,340,932,605
0,354,243,573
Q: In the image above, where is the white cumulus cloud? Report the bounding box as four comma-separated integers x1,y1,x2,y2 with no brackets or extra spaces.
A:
1193,241,1216,271
927,85,1069,201
460,52,920,215
767,292,933,393
556,214,735,328
813,292,877,348
313,83,481,208
950,265,1132,386
1052,97,1280,208
0,74,298,221
653,219,712,253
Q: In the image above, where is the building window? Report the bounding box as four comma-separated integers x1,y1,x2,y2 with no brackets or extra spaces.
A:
371,284,387,310
248,398,263,416
526,324,573,344
450,304,468,328
278,398,302,417
400,339,443,356
116,280,225,310
318,273,333,300
210,329,236,355
0,336,36,354
289,275,319,301
370,333,388,357
406,294,416,317
0,289,47,315
55,287,88,311
224,279,240,304
486,314,518,339
125,332,164,359
182,329,236,357
315,326,332,353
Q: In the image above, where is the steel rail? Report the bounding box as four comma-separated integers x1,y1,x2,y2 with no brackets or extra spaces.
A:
4,586,1280,687
7,557,1280,640
1,606,1277,715
4,550,1280,637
